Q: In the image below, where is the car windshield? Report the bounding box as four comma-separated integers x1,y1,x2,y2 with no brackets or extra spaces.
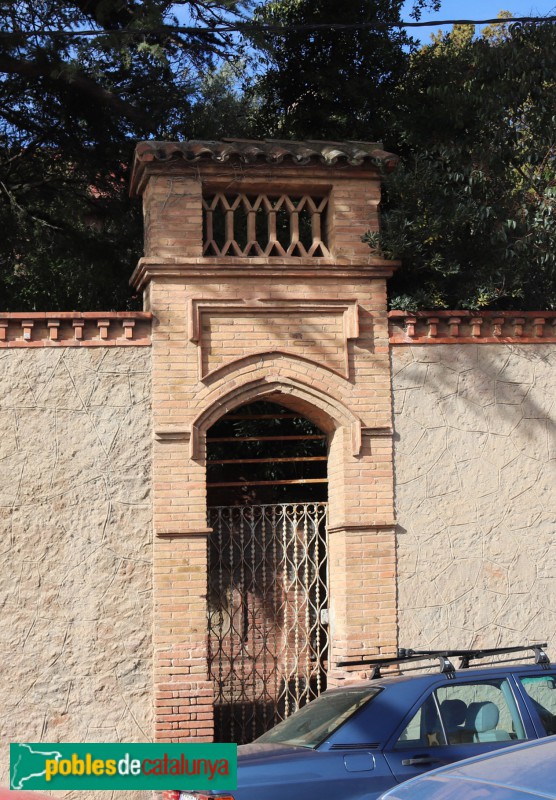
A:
255,686,381,749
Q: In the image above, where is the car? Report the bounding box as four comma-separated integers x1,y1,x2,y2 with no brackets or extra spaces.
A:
175,644,556,800
376,735,556,800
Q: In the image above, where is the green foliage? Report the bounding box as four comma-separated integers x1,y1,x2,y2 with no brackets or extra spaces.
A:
430,22,475,48
480,10,514,43
0,146,143,309
187,63,258,140
2,2,554,313
376,21,556,310
247,0,438,141
246,2,555,311
0,0,249,310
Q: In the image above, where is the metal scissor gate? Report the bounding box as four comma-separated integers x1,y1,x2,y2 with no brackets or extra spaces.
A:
208,502,329,744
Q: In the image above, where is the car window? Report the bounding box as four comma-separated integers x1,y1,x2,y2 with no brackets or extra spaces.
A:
520,675,556,735
436,679,525,743
255,686,381,748
395,694,447,748
395,679,525,749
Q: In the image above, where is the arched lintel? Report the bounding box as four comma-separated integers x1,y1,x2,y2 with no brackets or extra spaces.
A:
201,348,350,382
190,376,363,460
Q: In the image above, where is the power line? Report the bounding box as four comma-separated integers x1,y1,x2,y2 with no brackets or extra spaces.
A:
0,15,554,39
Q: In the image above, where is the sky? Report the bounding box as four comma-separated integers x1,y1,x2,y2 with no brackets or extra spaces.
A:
172,0,555,45
402,0,556,40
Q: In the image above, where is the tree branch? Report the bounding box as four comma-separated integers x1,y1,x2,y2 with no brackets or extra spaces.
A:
0,52,156,131
68,0,139,29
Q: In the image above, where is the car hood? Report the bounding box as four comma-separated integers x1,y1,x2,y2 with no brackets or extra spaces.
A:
238,742,313,764
233,742,323,789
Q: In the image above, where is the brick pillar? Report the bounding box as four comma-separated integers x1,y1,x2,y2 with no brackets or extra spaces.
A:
149,283,215,741
154,534,214,740
326,401,397,682
327,525,397,684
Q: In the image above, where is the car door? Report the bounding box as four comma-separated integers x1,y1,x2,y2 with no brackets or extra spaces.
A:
383,676,529,783
515,672,556,737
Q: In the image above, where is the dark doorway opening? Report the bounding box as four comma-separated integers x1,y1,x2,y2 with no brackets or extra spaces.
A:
206,401,329,743
206,400,328,506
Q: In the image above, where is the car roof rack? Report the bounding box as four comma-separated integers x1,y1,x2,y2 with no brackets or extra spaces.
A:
337,643,550,678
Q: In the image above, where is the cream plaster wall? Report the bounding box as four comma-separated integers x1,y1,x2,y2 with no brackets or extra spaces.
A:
3,334,555,788
393,343,556,652
0,347,153,795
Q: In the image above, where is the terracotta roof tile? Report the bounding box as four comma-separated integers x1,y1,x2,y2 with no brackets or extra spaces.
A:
131,138,398,193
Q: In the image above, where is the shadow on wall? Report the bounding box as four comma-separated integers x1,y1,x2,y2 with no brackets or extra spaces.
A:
391,343,556,650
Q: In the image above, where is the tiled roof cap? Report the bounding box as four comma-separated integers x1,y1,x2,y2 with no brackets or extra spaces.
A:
131,138,398,193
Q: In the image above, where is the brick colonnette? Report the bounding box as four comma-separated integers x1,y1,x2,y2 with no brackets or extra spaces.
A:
130,146,401,741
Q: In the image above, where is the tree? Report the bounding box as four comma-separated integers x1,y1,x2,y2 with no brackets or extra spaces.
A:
0,0,249,310
248,0,438,141
185,62,257,140
246,2,555,311
370,20,556,310
4,4,555,312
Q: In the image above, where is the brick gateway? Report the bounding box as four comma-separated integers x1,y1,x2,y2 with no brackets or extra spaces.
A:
130,139,400,742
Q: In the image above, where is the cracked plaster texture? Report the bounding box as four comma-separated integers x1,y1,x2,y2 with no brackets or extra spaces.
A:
393,344,556,654
0,348,152,800
4,337,556,792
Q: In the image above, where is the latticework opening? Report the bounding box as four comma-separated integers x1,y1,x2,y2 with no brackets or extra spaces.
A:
203,192,330,257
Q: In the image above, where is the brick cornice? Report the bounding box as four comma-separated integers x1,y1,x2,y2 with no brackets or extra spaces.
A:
130,256,399,290
130,140,398,196
389,310,556,344
0,311,152,347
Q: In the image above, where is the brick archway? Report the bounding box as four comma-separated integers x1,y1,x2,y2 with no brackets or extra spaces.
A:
190,371,362,454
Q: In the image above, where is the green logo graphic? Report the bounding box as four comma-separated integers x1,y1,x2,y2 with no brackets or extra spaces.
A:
10,743,237,791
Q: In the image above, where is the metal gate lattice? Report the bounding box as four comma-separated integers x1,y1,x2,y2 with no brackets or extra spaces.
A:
208,502,329,744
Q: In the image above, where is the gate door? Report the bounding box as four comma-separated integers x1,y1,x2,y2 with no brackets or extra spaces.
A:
208,502,329,744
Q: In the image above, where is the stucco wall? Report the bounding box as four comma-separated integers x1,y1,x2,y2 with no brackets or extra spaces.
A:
0,347,152,792
393,343,556,651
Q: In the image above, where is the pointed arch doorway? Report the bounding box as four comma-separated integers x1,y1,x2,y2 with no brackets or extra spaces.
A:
206,401,329,744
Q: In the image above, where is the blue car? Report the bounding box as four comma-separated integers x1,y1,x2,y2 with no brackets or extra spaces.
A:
377,736,556,800
178,645,556,800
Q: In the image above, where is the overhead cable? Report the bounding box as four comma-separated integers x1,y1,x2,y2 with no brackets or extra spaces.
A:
0,15,554,39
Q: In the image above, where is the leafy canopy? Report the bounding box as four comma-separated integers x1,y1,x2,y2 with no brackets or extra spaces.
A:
375,20,556,310
248,0,438,141
247,1,556,311
1,2,554,312
0,0,249,310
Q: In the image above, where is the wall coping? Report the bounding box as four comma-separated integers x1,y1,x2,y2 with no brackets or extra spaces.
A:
0,311,152,347
3,308,555,346
389,310,556,344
